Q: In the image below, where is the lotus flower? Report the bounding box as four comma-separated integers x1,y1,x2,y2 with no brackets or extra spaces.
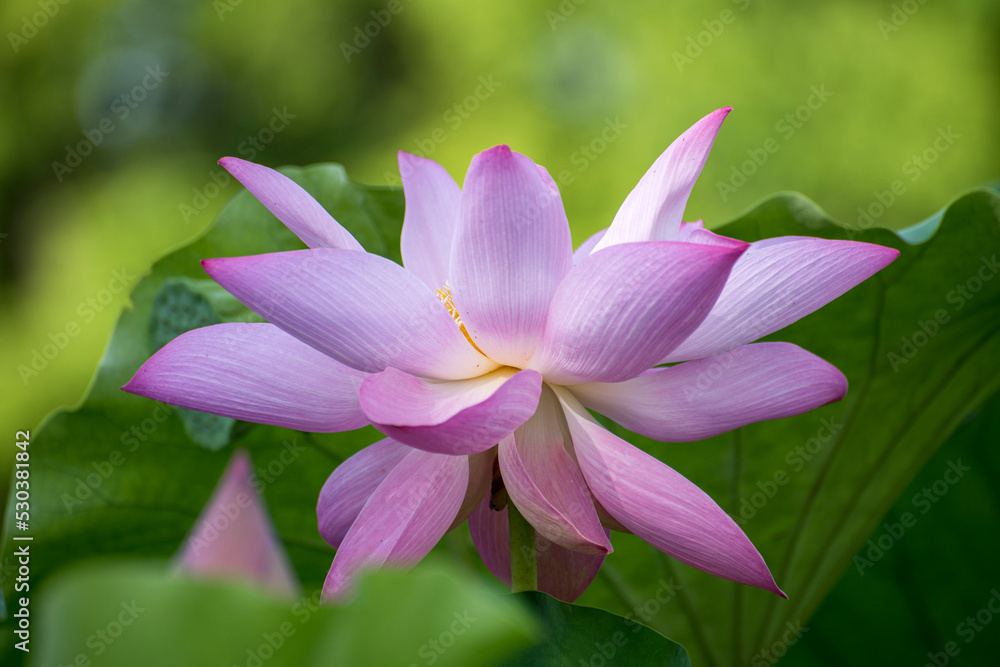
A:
124,107,898,603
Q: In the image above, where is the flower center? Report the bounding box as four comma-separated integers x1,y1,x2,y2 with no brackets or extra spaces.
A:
436,282,489,357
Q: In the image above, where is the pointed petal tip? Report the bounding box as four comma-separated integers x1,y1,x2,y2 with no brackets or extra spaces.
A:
754,572,787,598
837,240,901,276
699,106,732,129
121,365,153,396
200,256,236,279
218,156,253,175
228,448,252,475
881,244,902,264
397,149,425,167
758,571,787,598
476,144,513,161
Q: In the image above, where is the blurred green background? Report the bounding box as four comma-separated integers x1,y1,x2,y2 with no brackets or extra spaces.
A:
1,0,998,664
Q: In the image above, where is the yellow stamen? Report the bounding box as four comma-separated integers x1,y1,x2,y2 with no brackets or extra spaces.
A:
437,283,488,357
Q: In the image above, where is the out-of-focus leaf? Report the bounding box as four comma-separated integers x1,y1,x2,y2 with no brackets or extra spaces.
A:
574,188,1000,666
782,388,1000,666
30,562,537,667
500,591,690,666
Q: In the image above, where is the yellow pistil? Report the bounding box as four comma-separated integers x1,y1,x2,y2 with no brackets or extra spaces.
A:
437,282,489,357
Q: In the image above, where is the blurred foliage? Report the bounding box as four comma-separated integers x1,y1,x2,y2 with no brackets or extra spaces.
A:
28,561,539,667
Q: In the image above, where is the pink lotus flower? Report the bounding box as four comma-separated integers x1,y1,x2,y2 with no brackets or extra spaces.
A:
124,108,898,603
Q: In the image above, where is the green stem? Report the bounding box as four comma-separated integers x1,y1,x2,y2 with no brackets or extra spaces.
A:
508,500,537,592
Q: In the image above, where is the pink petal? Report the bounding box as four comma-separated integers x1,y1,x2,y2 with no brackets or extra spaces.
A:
573,228,607,264
497,389,611,554
202,249,496,380
570,343,847,441
123,323,368,432
676,220,748,250
666,237,900,362
317,438,410,548
219,157,363,251
450,448,495,530
323,449,468,600
359,368,543,455
557,389,785,596
528,240,747,384
398,151,462,290
177,450,299,596
449,145,574,367
593,108,730,252
468,497,608,603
